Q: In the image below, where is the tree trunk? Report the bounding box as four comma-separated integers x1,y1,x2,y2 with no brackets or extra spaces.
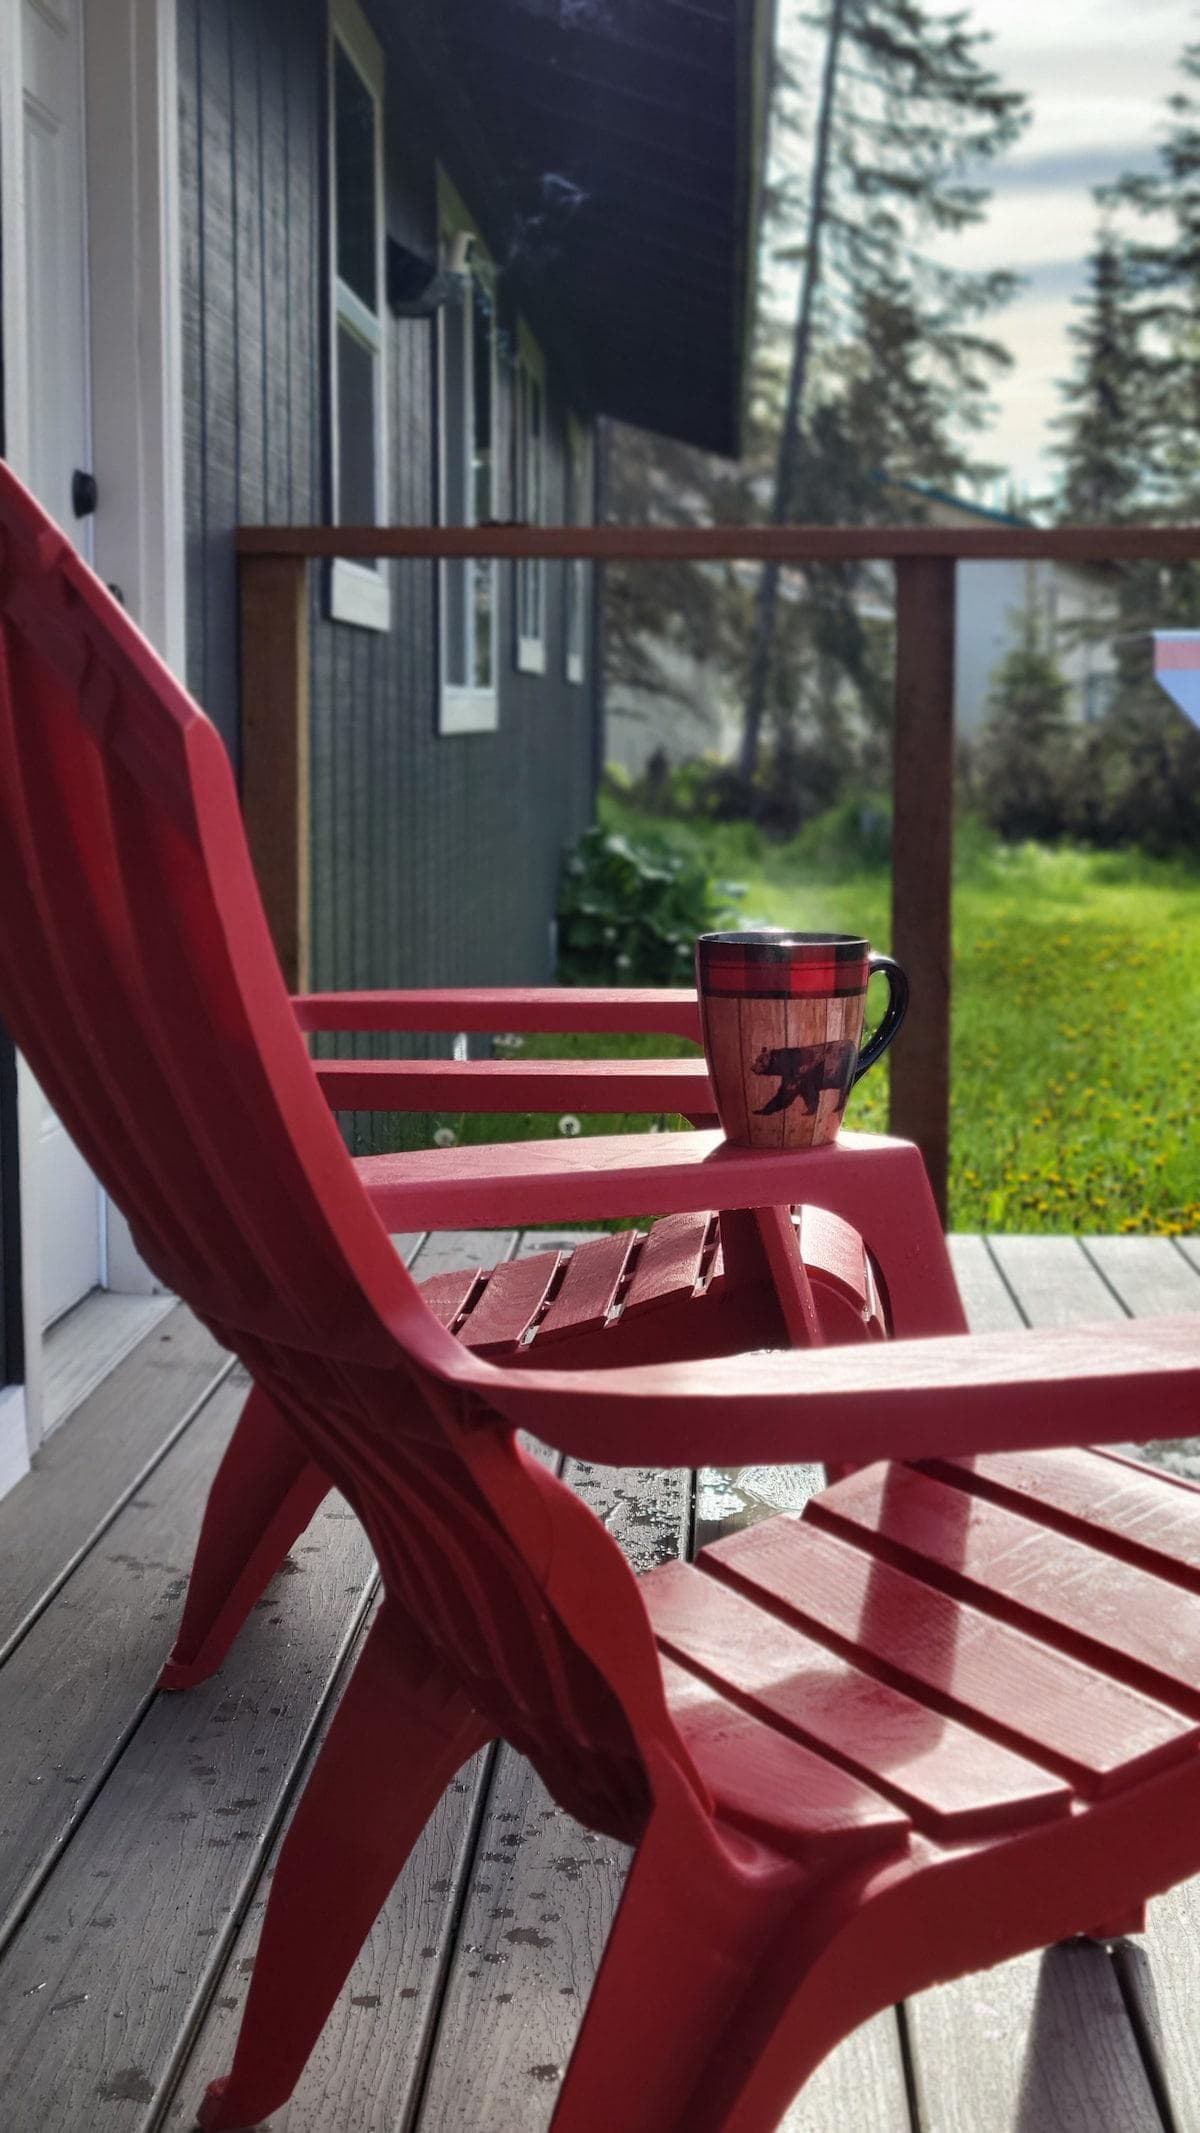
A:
738,0,849,787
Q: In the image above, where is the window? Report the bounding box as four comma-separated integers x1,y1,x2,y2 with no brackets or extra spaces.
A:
564,414,593,685
515,323,546,674
438,178,498,733
328,0,389,632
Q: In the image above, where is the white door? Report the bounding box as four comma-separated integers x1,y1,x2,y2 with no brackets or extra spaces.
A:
20,0,106,1327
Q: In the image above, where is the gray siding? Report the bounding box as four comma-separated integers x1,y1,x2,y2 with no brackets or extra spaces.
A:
178,0,600,1150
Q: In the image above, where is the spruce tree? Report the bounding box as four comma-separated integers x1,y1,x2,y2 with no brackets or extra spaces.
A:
1053,229,1147,526
975,613,1073,844
605,2,1026,821
1106,40,1200,514
1048,38,1200,858
734,0,1027,785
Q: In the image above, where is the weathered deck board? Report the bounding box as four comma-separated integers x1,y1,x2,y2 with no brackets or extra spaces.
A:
163,1617,491,2132
1114,1888,1200,2130
906,1943,1166,2133
0,1371,247,1951
409,1228,518,1284
0,1484,376,2127
0,1307,232,1668
947,1233,1025,1333
986,1233,1126,1327
1081,1234,1200,1319
42,1289,176,1435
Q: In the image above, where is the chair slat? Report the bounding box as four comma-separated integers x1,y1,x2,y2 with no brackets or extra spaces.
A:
622,1212,714,1316
812,1463,1200,1715
535,1231,640,1341
704,1513,1199,1796
659,1655,910,1864
644,1560,1072,1838
456,1252,568,1355
418,1267,487,1333
930,1448,1200,1589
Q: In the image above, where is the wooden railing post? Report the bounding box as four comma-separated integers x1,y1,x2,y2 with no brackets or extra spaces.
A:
239,555,311,993
890,555,956,1223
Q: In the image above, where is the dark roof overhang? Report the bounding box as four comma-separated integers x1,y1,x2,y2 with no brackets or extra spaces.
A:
373,0,774,457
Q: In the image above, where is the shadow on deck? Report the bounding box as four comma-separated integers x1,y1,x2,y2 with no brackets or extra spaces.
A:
1,1230,1198,2131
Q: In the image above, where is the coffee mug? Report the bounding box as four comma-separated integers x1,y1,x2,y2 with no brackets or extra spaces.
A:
695,931,908,1150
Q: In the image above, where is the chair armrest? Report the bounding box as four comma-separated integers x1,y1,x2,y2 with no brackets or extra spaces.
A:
356,1126,920,1231
293,986,701,1041
456,1317,1200,1471
318,1055,716,1117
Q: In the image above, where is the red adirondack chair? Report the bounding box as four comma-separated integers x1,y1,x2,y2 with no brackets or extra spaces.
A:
4,461,1200,2133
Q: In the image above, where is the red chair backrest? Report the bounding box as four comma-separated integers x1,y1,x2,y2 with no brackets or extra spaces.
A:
0,464,695,1840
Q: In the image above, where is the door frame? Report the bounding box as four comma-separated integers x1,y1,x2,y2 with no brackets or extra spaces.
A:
0,0,184,1464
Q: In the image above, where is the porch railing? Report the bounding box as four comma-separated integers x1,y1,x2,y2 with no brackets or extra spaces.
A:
236,521,1200,1221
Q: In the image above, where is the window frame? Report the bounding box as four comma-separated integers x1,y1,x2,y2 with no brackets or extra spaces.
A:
328,0,390,634
436,173,500,735
564,413,593,686
514,320,547,676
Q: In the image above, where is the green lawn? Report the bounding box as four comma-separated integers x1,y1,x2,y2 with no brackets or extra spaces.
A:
431,805,1200,1236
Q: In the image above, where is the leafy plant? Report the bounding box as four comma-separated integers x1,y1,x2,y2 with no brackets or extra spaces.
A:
557,824,742,986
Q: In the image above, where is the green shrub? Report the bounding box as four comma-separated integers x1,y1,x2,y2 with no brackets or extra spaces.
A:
557,823,742,985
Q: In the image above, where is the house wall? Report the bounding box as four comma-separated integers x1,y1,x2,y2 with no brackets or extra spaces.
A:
177,0,599,1149
955,559,1118,735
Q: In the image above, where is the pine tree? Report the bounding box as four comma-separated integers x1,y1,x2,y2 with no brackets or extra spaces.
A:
975,613,1074,843
1051,225,1162,711
604,1,1027,824
1105,40,1200,515
1052,230,1148,525
739,0,1028,782
1046,39,1200,858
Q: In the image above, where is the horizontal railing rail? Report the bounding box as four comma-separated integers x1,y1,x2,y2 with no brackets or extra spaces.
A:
237,524,1200,564
237,522,1200,1220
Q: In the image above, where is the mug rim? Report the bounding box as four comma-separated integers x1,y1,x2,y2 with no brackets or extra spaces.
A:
696,930,869,952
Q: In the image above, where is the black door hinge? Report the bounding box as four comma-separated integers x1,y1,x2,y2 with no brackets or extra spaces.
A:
72,469,98,518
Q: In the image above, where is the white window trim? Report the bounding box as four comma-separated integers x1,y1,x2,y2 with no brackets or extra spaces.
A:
514,320,547,676
329,0,390,633
565,412,593,686
437,172,499,735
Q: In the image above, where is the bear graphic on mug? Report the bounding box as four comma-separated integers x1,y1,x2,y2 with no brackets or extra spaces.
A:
751,1039,858,1118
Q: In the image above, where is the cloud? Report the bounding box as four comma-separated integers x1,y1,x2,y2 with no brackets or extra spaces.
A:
937,184,1112,276
986,147,1158,194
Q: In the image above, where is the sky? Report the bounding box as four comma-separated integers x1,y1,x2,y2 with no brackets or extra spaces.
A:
936,0,1198,505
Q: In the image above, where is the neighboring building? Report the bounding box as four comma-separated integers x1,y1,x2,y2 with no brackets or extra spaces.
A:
606,631,742,779
0,0,769,1493
606,480,1122,779
889,483,1120,734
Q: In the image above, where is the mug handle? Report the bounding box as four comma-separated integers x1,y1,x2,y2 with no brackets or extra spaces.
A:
852,953,909,1084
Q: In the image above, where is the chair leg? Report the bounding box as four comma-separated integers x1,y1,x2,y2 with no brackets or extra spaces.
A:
861,1149,969,1338
159,1383,331,1691
718,1208,824,1346
549,1762,801,2133
199,1602,492,2133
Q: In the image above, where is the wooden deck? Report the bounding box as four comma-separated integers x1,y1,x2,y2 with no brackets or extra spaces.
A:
2,1229,1199,2131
